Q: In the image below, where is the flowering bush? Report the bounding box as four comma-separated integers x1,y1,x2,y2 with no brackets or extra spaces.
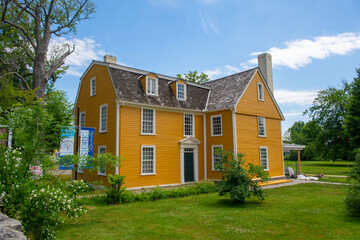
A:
0,147,88,239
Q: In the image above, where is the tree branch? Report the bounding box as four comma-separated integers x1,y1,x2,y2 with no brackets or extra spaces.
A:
1,0,36,49
46,44,75,80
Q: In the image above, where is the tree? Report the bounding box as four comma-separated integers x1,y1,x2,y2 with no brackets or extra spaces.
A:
345,68,360,150
1,0,95,98
305,83,351,161
176,71,210,84
215,150,269,204
284,121,305,144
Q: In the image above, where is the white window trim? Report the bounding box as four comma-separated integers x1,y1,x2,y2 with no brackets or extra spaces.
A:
210,114,223,137
176,82,186,101
257,116,267,137
99,104,108,133
259,146,269,171
140,145,156,175
212,145,223,171
90,77,96,96
146,76,158,96
98,145,107,176
183,113,195,137
257,82,264,101
80,111,85,128
140,108,156,135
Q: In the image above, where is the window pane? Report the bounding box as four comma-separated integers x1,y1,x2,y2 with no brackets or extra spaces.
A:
177,83,185,99
184,114,193,136
213,146,223,169
258,117,266,136
142,109,154,134
258,84,263,100
80,113,85,127
100,106,107,131
142,147,154,174
212,116,222,135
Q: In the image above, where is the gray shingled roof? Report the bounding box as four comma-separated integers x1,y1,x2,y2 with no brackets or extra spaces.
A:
203,68,257,110
109,67,209,111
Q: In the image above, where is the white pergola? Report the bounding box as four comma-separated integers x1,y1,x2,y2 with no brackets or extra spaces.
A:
283,143,306,174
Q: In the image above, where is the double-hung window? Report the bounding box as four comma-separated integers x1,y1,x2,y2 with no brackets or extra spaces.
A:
141,108,155,134
98,146,106,176
146,77,158,96
211,115,222,136
184,113,194,136
141,145,155,175
99,104,107,132
258,117,266,137
80,112,85,127
177,83,186,100
259,147,269,170
212,145,223,171
90,77,96,96
257,83,264,101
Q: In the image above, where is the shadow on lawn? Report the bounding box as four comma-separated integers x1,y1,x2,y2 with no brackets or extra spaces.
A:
208,198,265,209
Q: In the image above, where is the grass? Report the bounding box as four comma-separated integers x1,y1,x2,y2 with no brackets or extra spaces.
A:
58,184,360,240
285,160,354,176
320,176,354,184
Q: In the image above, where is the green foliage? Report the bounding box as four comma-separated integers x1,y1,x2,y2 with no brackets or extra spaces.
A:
215,150,269,204
80,181,217,206
176,71,210,84
345,148,360,216
0,147,87,240
105,174,126,204
345,68,360,150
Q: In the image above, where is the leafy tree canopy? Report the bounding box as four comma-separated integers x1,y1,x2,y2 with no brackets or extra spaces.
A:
176,71,210,84
0,0,95,98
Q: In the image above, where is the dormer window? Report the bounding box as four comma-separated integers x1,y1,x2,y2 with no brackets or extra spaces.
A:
146,77,158,96
177,83,186,100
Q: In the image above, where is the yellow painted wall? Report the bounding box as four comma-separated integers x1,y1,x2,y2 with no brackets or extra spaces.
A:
235,71,284,177
236,71,282,120
235,114,284,177
206,110,233,180
119,106,205,188
74,64,117,185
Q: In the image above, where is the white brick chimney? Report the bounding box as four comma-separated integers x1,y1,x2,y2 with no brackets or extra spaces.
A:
104,55,117,64
257,53,273,94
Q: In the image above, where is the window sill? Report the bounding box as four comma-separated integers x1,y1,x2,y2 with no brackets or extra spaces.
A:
258,135,267,138
98,173,107,176
258,99,264,102
211,169,221,172
211,134,223,137
140,133,156,136
146,93,158,97
140,173,156,176
99,130,108,133
183,135,195,138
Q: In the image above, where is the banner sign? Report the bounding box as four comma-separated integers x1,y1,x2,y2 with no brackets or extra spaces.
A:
59,127,75,170
79,127,95,169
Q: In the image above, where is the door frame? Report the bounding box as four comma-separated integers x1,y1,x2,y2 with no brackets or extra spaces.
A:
179,137,200,184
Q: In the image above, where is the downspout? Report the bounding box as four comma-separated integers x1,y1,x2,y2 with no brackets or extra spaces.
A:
203,113,207,180
231,108,237,156
115,100,120,175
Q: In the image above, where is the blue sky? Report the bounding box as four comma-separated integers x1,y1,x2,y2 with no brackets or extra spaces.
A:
53,0,360,135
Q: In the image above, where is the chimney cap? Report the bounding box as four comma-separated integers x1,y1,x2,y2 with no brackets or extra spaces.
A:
104,55,117,64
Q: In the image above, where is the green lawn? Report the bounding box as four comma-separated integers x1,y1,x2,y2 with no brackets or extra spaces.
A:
284,160,353,176
58,184,360,240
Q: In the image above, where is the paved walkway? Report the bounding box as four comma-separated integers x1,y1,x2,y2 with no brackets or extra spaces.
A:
262,179,349,189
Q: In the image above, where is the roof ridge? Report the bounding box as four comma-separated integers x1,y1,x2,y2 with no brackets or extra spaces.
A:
203,67,258,85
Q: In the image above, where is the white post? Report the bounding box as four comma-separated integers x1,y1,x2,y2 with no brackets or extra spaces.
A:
180,147,185,184
115,101,120,175
194,147,199,182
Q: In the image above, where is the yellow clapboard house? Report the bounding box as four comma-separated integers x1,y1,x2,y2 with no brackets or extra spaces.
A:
74,53,285,189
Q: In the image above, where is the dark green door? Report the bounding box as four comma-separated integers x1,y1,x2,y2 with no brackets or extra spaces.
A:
184,149,194,182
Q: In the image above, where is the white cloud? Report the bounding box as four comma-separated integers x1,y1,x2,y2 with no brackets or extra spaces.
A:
49,37,107,76
275,89,318,106
248,32,360,69
283,111,304,118
200,12,218,35
203,65,240,79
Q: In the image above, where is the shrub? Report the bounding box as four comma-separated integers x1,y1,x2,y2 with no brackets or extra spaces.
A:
105,174,126,204
345,149,360,216
215,150,269,204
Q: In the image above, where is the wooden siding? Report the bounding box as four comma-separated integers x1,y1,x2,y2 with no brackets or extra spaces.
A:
236,71,282,120
206,110,233,180
235,72,284,177
74,64,117,185
235,114,283,177
119,106,205,188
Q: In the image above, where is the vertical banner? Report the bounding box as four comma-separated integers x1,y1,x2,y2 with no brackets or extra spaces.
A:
79,127,95,169
59,127,75,170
